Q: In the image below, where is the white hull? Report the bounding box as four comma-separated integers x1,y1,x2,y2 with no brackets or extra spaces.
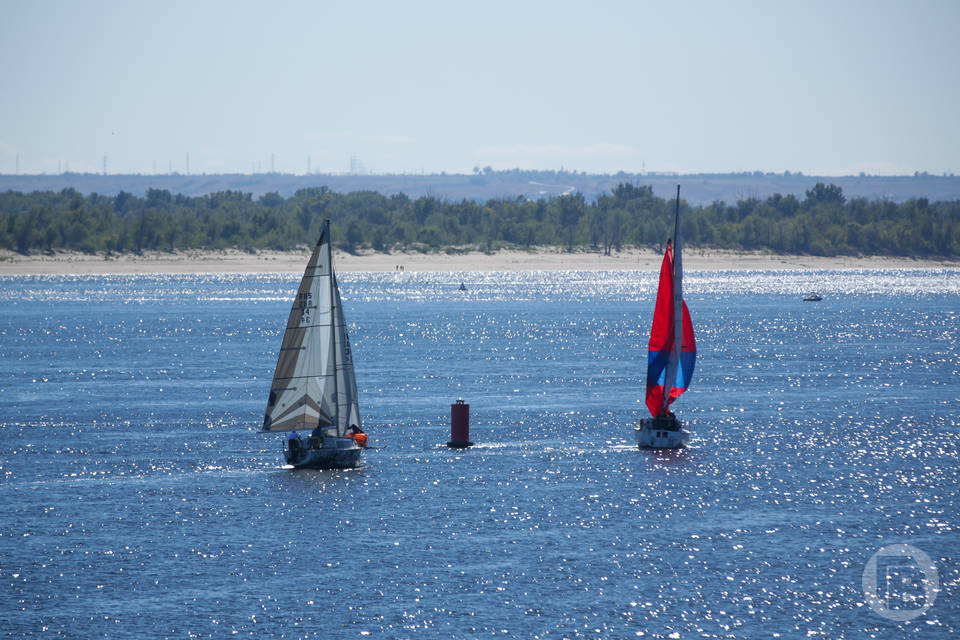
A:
635,417,690,449
285,436,363,469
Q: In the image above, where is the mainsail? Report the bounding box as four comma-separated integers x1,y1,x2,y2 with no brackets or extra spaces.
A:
262,220,361,435
645,188,696,417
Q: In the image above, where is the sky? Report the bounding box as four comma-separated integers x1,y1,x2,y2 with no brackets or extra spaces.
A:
1,0,958,177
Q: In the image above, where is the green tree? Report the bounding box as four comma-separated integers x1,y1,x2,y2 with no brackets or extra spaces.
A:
558,193,585,250
805,182,846,206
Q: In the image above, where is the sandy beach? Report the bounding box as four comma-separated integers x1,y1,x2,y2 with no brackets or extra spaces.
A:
1,247,956,275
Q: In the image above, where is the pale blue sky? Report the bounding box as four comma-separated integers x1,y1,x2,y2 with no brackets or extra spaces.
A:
1,0,958,176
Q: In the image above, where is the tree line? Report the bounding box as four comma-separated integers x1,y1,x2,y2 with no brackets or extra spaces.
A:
1,182,957,257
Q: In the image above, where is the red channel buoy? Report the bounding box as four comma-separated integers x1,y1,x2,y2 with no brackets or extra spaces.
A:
447,398,473,448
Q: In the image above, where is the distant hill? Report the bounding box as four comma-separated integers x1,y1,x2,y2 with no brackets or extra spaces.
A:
1,169,959,204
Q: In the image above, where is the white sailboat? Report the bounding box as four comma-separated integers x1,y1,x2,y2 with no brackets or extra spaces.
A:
261,219,365,469
636,185,697,449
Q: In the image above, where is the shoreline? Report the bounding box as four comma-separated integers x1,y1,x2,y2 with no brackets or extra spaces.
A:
1,247,956,275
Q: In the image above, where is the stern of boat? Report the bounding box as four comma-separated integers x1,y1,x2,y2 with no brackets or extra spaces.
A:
286,435,363,469
635,415,690,449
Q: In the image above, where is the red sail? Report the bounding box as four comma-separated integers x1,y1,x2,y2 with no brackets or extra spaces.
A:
645,242,696,417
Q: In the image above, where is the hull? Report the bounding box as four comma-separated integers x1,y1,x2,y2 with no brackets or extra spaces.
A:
285,436,363,469
635,415,690,449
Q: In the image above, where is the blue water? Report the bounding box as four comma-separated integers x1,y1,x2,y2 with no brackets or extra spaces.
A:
1,269,958,638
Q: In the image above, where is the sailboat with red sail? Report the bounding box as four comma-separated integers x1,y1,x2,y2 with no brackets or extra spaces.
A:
636,185,697,449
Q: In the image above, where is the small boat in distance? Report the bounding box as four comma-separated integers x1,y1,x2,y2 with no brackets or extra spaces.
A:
261,219,365,469
636,185,697,449
803,293,823,301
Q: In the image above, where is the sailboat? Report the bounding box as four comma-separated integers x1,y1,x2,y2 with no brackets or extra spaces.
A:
261,219,365,469
635,185,697,449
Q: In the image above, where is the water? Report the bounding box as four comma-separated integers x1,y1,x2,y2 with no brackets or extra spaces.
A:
1,269,957,638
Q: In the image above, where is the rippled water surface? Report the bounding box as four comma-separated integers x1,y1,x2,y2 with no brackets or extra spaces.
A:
1,269,958,638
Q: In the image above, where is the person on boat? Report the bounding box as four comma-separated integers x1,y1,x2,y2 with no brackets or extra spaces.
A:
346,424,368,447
288,431,301,452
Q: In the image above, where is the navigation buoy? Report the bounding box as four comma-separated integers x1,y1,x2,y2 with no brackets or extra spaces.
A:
447,398,473,448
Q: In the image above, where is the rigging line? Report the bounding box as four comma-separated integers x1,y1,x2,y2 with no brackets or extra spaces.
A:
272,373,336,382
284,322,334,330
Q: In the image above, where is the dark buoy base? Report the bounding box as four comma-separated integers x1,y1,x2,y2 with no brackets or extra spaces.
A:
446,441,473,448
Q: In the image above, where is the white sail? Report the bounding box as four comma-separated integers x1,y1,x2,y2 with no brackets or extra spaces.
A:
262,221,359,435
332,274,362,434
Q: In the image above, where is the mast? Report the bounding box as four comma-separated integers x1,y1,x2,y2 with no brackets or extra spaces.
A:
325,219,340,432
672,185,681,267
662,185,683,415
